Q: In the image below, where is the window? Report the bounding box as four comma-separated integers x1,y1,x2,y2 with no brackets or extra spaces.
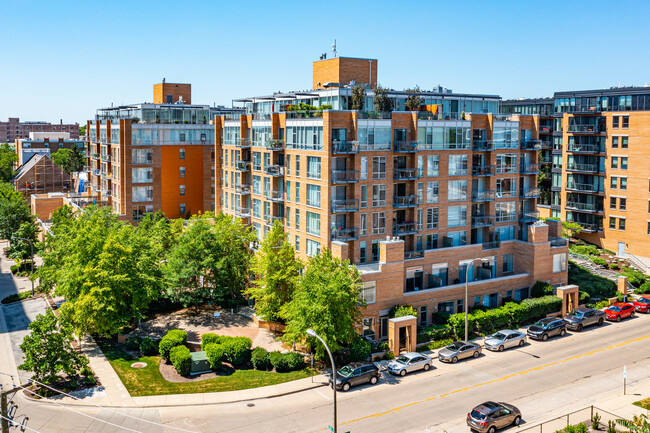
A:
613,116,620,128
360,241,367,263
447,205,467,227
612,137,619,148
371,240,379,262
496,154,517,173
295,235,300,252
307,156,321,179
285,155,290,175
448,155,468,176
417,209,423,230
427,155,439,177
448,180,467,201
360,185,368,207
252,152,261,171
609,217,616,229
372,156,386,179
611,177,618,189
622,116,629,129
648,221,650,235
622,137,628,148
360,157,368,180
306,212,320,235
295,156,300,177
180,203,186,215
295,182,300,203
426,181,440,203
180,185,185,196
496,178,516,198
252,176,261,195
619,218,626,231
132,186,153,202
286,181,290,201
417,155,424,177
503,254,514,273
620,198,626,211
610,197,617,209
307,184,321,207
496,201,516,222
132,148,153,164
264,178,270,197
553,253,567,273
180,166,186,178
132,167,153,183
426,234,438,250
361,281,376,304
372,212,385,234
372,184,386,206
306,239,321,257
621,178,627,190
179,148,185,160
263,153,271,170
295,209,300,230
621,157,628,170
360,213,367,236
611,157,618,169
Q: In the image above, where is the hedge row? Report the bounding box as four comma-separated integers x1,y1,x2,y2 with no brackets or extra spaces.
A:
202,334,252,368
447,295,563,338
159,330,188,361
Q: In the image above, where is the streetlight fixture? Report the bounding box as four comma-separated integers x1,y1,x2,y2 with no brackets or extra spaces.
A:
11,236,34,296
307,328,337,433
464,257,490,343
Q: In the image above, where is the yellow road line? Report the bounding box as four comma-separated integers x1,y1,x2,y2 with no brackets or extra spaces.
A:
312,332,650,430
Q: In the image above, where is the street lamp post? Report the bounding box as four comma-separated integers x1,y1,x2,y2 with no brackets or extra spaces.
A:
464,257,488,343
307,328,337,433
11,237,34,296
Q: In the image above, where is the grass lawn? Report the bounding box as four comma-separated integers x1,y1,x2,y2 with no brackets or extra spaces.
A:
634,397,650,410
99,342,315,396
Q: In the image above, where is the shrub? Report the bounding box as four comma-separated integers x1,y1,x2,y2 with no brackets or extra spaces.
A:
269,351,290,372
579,291,591,303
139,337,158,356
370,340,389,353
251,347,270,370
591,256,607,267
609,263,620,271
596,300,611,309
636,281,650,295
169,345,191,375
417,325,452,343
221,336,252,367
125,336,142,351
591,412,601,430
159,329,188,361
568,262,617,299
530,281,554,298
389,304,417,318
204,343,225,370
570,244,599,256
285,352,304,371
621,268,648,288
429,312,450,325
200,333,222,350
382,351,395,360
349,337,371,362
1,292,31,304
416,338,453,352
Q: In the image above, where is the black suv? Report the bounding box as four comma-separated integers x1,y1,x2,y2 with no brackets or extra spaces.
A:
563,307,605,331
329,362,380,392
526,318,566,341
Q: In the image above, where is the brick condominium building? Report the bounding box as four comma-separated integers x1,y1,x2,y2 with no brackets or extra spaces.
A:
504,87,650,264
1,117,79,142
215,57,568,337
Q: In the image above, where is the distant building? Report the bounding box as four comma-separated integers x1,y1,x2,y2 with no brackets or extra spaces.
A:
13,154,72,198
15,132,86,166
0,118,79,143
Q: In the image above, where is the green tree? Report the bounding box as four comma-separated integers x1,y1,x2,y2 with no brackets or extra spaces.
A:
7,221,39,261
280,249,363,358
51,148,86,173
404,86,424,111
373,85,393,112
79,125,87,136
19,310,87,384
246,221,301,322
0,143,17,182
617,414,650,432
350,85,366,111
0,181,34,240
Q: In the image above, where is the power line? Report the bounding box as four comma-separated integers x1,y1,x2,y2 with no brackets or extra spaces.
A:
0,372,198,433
0,412,40,433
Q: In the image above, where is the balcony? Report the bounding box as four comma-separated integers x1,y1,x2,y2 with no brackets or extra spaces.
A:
332,227,359,241
265,215,284,226
236,161,251,172
394,141,419,153
519,211,540,223
91,153,100,160
393,222,418,236
393,168,419,180
236,138,251,148
266,165,284,177
578,222,602,233
393,195,419,208
552,146,563,154
567,144,603,154
265,139,285,151
331,199,359,213
471,190,495,202
549,236,568,247
520,188,541,199
235,184,251,195
471,215,495,227
331,140,360,154
521,139,542,150
472,140,494,151
235,207,251,218
566,163,599,173
539,126,553,134
566,183,601,193
269,190,284,203
565,201,601,212
520,164,541,174
472,165,495,176
482,240,501,250
405,250,425,260
92,169,101,176
100,154,111,162
568,125,604,134
332,170,359,183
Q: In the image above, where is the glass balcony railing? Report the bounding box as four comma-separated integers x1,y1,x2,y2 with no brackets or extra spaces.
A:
565,201,601,212
393,168,419,180
331,170,359,183
269,191,284,202
519,211,540,223
331,227,359,241
393,195,419,208
520,188,541,199
235,185,251,195
236,138,251,148
235,207,250,218
331,199,359,213
472,140,494,151
236,162,250,172
265,139,285,151
331,140,359,154
520,164,541,174
394,141,419,153
266,165,284,176
471,190,495,202
393,222,418,236
472,165,495,176
566,163,599,173
471,215,495,227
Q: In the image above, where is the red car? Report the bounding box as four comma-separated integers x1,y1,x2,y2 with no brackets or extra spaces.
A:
633,296,650,313
604,303,635,322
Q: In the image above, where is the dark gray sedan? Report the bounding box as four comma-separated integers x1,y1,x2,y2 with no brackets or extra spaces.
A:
563,307,605,331
438,341,482,363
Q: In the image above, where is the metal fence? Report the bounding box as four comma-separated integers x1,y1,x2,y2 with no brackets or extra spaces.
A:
517,406,625,432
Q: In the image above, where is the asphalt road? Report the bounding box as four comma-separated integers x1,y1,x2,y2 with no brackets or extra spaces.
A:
10,312,650,433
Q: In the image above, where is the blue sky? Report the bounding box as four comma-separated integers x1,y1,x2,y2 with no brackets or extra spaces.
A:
2,0,650,123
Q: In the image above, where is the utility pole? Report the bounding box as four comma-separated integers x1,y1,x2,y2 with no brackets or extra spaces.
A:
1,388,9,433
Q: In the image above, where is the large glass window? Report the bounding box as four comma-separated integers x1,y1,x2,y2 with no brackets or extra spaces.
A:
307,156,321,179
361,281,376,304
252,176,261,195
496,178,516,198
286,126,323,150
496,154,517,173
426,181,439,203
372,212,385,234
448,180,467,201
372,184,386,206
132,186,153,202
553,253,567,273
496,201,516,222
358,125,391,151
447,205,467,227
132,167,152,183
427,155,439,177
307,184,321,207
306,239,321,257
448,155,468,176
132,148,153,164
306,211,320,235
426,208,439,229
372,156,386,179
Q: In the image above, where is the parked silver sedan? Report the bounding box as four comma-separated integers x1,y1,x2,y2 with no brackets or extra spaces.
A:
484,329,527,352
438,341,482,363
387,352,433,376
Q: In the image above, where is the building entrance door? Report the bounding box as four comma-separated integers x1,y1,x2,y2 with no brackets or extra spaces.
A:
618,242,626,257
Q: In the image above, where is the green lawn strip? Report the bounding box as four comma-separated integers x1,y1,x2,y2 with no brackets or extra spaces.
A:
98,342,315,396
633,397,650,410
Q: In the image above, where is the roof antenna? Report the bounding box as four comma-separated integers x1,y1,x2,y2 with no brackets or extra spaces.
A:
332,40,337,58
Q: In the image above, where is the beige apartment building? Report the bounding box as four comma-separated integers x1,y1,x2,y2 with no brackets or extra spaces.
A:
215,57,568,337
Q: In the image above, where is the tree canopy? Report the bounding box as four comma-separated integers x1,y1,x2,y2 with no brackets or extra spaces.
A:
281,249,363,358
0,181,35,244
0,143,17,183
350,85,366,111
51,148,86,173
373,85,393,112
404,86,424,111
246,221,301,322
